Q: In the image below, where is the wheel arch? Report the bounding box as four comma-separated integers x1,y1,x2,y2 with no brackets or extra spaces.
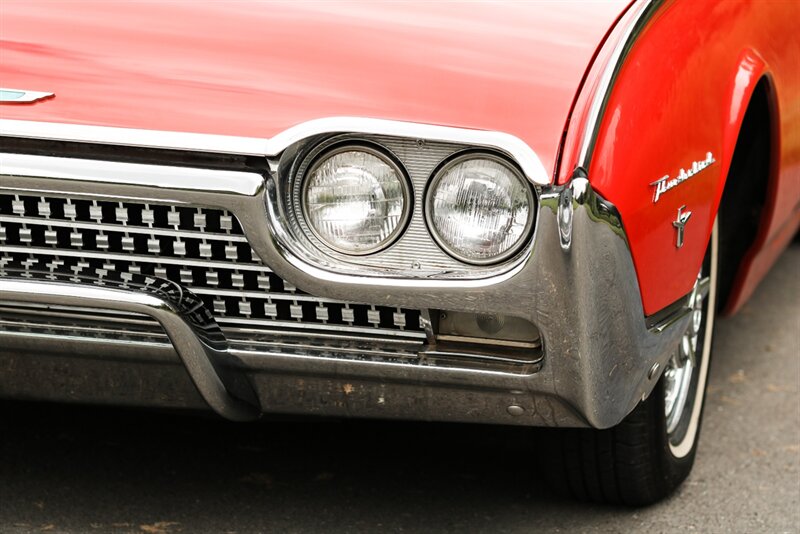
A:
716,71,780,314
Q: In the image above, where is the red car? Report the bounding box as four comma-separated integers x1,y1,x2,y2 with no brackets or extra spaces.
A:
1,0,798,505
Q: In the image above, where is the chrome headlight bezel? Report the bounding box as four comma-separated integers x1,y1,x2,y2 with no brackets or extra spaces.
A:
298,142,413,256
424,151,535,265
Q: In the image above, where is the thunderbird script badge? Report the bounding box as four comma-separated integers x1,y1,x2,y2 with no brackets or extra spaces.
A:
651,152,715,203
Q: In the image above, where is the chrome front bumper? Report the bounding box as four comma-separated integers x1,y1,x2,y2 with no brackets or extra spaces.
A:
0,130,692,429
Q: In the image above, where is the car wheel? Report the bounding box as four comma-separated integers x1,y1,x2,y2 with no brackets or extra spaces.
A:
538,219,719,506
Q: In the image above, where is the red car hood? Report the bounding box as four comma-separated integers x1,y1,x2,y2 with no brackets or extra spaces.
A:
0,1,628,177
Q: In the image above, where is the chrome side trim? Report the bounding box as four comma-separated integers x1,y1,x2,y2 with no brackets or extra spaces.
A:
0,116,550,185
0,271,260,421
645,289,689,330
577,0,664,168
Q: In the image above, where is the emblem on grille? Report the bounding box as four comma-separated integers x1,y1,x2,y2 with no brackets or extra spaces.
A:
650,152,715,203
0,88,55,104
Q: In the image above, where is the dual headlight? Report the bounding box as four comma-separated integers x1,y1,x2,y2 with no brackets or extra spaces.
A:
302,144,534,265
303,146,410,255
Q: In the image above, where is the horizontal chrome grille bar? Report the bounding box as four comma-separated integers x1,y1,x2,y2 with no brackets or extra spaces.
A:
214,317,427,339
0,303,427,342
0,306,541,376
182,287,364,305
0,245,270,271
0,310,423,363
0,214,250,242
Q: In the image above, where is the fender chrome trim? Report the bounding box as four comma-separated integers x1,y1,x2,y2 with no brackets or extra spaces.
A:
577,0,664,169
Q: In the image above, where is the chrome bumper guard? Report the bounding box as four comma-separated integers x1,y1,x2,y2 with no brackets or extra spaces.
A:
0,270,260,421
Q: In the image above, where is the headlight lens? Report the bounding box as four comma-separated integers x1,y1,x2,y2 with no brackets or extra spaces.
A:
303,145,411,255
426,154,534,264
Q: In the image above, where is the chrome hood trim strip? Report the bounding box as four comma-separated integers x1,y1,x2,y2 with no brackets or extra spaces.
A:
0,152,263,196
0,117,550,186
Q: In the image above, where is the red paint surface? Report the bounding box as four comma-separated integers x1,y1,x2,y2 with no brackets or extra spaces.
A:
0,0,628,179
560,0,800,314
2,0,798,315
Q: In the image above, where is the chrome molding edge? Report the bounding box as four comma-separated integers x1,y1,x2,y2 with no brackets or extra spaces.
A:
0,116,550,185
0,271,260,421
646,289,696,333
0,118,269,156
270,117,549,186
577,0,664,168
0,152,263,197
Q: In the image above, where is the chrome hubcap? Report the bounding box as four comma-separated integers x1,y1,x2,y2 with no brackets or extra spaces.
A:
664,270,711,435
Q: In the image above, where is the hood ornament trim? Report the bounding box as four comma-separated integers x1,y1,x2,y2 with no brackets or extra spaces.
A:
0,88,55,104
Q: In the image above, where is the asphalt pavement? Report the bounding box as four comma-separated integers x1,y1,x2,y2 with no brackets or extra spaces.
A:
1,243,798,533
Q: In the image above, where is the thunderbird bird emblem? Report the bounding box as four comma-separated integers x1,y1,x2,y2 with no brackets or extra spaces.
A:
651,152,715,203
672,205,692,249
0,88,55,104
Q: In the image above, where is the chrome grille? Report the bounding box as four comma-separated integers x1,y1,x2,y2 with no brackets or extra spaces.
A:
0,191,425,339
